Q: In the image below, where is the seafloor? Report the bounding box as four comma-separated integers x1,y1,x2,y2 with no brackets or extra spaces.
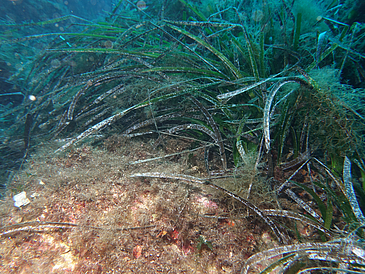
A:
0,135,311,273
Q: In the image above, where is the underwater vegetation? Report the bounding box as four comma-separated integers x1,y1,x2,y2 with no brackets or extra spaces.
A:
0,0,365,272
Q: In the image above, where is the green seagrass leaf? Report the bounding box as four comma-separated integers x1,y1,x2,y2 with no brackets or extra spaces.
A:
167,24,242,79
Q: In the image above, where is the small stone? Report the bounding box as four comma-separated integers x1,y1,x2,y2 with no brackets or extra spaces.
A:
13,191,31,208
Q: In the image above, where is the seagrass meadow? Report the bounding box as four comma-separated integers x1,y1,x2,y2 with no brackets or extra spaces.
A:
1,0,365,273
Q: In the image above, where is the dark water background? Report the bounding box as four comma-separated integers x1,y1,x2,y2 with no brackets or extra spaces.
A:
1,0,113,22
